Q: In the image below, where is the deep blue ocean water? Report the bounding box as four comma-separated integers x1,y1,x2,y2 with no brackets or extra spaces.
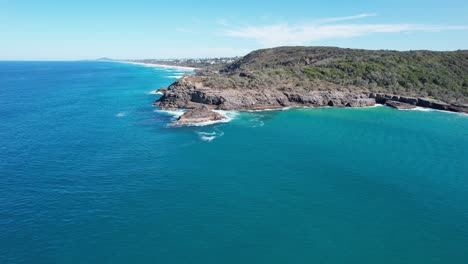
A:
1,61,468,263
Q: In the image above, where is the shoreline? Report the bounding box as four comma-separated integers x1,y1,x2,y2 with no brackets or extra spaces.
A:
153,103,467,128
116,61,198,71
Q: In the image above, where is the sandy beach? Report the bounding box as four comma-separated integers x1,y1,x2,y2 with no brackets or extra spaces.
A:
118,61,198,71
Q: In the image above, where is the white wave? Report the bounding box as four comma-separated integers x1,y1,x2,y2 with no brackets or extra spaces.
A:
148,90,164,95
388,105,433,112
362,104,384,108
246,107,291,112
196,130,224,142
200,136,216,142
212,110,239,121
116,112,127,117
399,107,468,116
167,75,185,79
155,109,186,119
201,135,218,141
197,132,217,136
181,119,231,127
400,107,433,112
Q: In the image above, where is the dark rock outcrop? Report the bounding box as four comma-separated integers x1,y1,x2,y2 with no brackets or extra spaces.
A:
373,93,468,113
170,106,226,126
155,77,378,111
385,100,417,110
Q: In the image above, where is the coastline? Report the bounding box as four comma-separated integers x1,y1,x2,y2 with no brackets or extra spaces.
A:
154,103,468,128
117,61,198,71
154,101,468,127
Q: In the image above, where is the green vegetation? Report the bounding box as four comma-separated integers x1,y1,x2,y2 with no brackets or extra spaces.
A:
200,47,468,104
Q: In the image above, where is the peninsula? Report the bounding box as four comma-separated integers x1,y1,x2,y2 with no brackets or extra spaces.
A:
154,47,468,124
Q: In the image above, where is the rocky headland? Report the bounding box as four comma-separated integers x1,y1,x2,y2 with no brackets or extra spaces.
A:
154,47,468,124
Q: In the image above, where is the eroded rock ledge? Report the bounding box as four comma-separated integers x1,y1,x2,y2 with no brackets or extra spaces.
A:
154,78,376,111
372,94,468,113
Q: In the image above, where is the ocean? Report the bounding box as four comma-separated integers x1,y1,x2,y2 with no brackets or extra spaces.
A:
1,61,467,263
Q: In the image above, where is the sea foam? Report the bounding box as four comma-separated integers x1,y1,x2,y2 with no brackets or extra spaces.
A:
148,90,164,95
155,109,186,119
167,75,185,79
401,107,468,117
116,112,127,117
213,110,239,121
196,131,224,142
401,107,433,112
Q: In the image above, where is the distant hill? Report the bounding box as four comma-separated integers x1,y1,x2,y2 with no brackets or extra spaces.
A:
96,57,114,61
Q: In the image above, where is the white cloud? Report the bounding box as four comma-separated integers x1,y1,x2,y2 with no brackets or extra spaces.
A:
313,13,377,24
223,14,468,47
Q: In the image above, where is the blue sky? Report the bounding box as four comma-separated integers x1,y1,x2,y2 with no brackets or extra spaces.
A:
1,0,467,60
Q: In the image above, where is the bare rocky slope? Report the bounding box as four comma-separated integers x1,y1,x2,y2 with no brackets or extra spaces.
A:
155,46,468,117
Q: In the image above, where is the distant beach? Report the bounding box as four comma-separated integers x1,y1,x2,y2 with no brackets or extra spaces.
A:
118,61,198,71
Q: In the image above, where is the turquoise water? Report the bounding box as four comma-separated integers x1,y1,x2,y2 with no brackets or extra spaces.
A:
1,61,468,263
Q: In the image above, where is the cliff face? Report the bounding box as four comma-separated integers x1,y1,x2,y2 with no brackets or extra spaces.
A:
155,77,375,110
155,46,468,113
